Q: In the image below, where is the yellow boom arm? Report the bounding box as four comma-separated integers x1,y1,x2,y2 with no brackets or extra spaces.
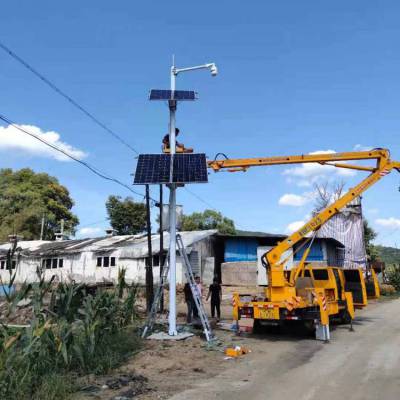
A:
208,148,400,299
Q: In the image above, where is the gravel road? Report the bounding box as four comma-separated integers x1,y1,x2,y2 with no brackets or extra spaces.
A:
170,298,400,400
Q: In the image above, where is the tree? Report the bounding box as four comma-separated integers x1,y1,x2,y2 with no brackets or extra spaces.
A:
364,219,379,262
181,209,236,234
314,181,345,211
0,168,79,241
106,195,146,235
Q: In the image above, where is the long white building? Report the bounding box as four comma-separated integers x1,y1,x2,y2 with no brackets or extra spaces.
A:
0,230,218,286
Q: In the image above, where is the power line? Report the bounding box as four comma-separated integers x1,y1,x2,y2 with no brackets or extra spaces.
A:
183,186,249,231
78,219,109,229
183,187,219,211
0,40,139,155
0,113,156,200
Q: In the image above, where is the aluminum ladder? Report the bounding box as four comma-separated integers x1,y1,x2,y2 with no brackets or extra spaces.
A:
142,235,215,342
176,234,214,342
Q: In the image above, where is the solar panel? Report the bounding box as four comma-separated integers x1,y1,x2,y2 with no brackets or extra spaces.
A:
173,154,208,183
149,89,197,101
134,154,170,184
134,154,208,185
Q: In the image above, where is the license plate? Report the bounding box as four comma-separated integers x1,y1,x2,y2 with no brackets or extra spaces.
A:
258,308,279,320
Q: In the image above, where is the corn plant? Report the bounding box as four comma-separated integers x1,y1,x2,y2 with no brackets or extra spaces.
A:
0,267,140,399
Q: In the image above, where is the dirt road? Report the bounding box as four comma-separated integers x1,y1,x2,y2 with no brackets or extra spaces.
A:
170,298,400,400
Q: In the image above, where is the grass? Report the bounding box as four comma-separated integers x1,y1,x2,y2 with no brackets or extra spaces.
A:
31,374,76,400
0,268,142,400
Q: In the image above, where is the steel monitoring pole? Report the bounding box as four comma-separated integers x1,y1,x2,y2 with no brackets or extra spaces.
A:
159,184,164,312
136,66,215,335
167,60,218,336
168,64,178,335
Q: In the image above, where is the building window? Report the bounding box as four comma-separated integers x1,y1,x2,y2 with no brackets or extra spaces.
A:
42,258,64,269
3,260,17,270
97,256,116,267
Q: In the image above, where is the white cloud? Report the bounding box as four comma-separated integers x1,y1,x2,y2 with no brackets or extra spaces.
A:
78,227,103,237
278,192,314,207
375,217,400,229
354,144,373,151
0,124,87,161
286,220,305,233
283,149,356,187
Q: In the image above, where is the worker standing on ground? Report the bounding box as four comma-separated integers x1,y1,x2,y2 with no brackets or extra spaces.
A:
193,276,202,320
184,281,195,323
206,278,222,321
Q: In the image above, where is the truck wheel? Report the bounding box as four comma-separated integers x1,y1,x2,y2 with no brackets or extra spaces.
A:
304,320,315,334
253,319,262,334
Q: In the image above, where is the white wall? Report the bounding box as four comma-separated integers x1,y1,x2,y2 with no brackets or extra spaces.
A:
0,250,186,286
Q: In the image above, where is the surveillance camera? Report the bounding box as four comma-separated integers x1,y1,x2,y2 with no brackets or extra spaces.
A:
210,64,218,76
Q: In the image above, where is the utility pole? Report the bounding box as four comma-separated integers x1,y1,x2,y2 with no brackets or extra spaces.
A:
159,184,164,311
145,184,154,311
40,214,45,240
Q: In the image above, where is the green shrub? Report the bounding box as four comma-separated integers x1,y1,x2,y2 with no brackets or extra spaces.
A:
386,265,400,291
380,283,396,296
0,268,141,400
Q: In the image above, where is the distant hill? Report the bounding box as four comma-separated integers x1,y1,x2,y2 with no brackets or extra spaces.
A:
376,245,400,265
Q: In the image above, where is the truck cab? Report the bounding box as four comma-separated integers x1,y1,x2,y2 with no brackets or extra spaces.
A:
365,268,381,299
342,268,368,308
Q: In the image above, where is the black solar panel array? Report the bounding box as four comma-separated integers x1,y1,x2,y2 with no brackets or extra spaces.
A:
149,89,197,101
134,153,208,185
173,154,208,183
134,154,170,184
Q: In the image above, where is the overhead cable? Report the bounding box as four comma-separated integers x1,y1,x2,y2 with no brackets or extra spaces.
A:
0,40,139,155
0,113,156,200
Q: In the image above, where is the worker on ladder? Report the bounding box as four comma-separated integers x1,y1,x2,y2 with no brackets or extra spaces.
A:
162,128,193,153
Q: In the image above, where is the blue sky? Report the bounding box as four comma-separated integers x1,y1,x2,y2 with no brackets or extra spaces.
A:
1,1,400,246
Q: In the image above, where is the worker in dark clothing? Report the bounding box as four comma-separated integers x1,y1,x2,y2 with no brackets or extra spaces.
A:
162,128,193,153
162,128,182,149
184,281,197,323
206,278,222,321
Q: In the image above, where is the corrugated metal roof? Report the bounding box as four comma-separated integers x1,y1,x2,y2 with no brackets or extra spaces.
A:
0,230,218,259
0,229,343,259
118,230,218,258
219,230,287,239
